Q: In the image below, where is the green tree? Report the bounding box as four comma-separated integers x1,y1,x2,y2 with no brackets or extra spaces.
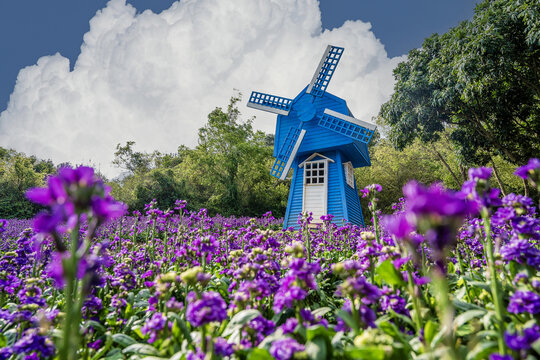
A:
380,0,539,167
112,141,157,174
0,148,51,218
178,94,288,216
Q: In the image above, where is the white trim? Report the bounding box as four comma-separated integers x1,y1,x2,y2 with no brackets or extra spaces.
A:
323,109,377,131
306,45,332,95
247,102,290,116
279,129,306,180
298,152,335,168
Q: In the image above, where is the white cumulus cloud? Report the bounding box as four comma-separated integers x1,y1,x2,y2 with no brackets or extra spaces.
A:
0,0,404,177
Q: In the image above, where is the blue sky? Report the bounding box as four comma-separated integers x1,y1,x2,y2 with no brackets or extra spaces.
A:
0,0,477,175
0,0,477,112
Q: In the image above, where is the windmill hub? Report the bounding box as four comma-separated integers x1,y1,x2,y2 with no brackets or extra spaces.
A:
295,98,317,123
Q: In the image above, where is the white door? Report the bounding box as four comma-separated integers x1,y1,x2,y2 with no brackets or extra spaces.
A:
303,160,328,223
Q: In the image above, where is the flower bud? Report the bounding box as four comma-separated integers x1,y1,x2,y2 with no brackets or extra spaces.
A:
180,266,203,286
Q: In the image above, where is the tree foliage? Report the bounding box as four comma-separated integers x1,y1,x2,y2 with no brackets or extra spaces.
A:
355,136,523,214
0,149,53,218
109,95,289,217
380,0,540,166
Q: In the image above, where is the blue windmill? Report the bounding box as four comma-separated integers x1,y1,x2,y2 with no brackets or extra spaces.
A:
247,45,376,229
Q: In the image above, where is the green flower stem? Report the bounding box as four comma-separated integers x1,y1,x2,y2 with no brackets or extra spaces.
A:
304,225,312,263
456,247,473,302
369,198,381,245
432,271,458,360
406,264,423,335
349,296,360,335
60,221,80,360
481,210,506,355
201,324,207,353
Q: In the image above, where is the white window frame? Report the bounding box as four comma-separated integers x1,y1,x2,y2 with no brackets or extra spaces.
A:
343,161,354,188
304,159,327,186
302,159,329,219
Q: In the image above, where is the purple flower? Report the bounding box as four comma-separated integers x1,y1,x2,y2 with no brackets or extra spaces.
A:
507,291,540,314
514,158,540,181
380,292,409,316
468,167,492,181
87,339,103,350
403,181,478,271
269,338,305,360
489,354,513,360
511,217,540,238
500,236,540,270
281,318,299,334
404,181,478,218
186,291,227,327
12,329,55,359
382,214,414,239
214,337,234,357
91,196,127,222
141,312,167,343
273,258,319,312
335,276,382,304
360,184,382,198
504,324,540,351
336,300,376,330
26,166,126,238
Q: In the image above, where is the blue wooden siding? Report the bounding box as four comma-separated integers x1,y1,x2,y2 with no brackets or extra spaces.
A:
344,177,365,227
284,159,304,229
341,152,365,227
326,151,344,224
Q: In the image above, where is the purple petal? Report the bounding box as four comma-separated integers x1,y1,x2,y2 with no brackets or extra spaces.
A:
25,187,52,206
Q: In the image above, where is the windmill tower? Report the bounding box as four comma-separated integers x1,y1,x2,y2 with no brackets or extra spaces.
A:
247,45,376,229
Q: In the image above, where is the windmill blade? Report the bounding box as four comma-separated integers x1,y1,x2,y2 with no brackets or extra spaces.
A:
271,126,306,180
306,45,344,97
318,109,376,144
247,91,293,115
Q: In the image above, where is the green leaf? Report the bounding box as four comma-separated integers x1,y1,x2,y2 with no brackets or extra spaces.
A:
388,309,415,329
112,334,137,348
465,341,498,360
132,327,145,340
122,344,160,356
247,348,273,360
345,346,385,360
377,320,412,351
531,337,540,356
423,320,438,346
447,262,456,274
169,351,186,360
375,259,405,287
453,309,486,329
86,320,107,333
311,307,332,319
467,281,490,292
306,325,335,342
91,333,113,360
167,313,192,345
222,309,261,338
456,324,475,337
452,299,484,312
305,336,328,360
336,309,357,332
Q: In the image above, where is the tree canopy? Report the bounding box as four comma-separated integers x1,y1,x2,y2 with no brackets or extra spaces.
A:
380,0,539,166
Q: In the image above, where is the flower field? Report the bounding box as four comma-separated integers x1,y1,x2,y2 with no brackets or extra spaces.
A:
0,160,539,360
